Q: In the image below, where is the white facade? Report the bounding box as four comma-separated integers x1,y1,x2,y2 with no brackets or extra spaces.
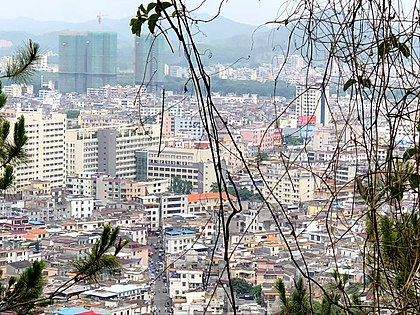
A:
294,84,330,126
160,194,188,220
94,175,122,202
169,269,203,298
66,195,95,219
144,146,218,193
10,110,66,191
66,172,95,196
139,196,160,228
174,117,205,140
66,124,160,178
165,230,196,255
261,161,315,205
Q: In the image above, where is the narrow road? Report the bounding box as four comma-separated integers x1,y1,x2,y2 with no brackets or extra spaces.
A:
149,235,172,314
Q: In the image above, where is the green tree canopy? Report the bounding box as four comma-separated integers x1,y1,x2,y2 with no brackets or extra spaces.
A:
170,176,193,194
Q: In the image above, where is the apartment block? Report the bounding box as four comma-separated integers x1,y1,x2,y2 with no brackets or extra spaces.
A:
137,196,160,229
65,195,95,219
261,160,315,205
8,110,66,192
239,125,275,152
66,173,121,202
165,229,196,255
187,192,232,215
121,179,170,201
59,32,117,93
160,194,188,221
174,117,205,140
294,84,330,126
66,124,160,178
136,144,218,193
169,269,203,298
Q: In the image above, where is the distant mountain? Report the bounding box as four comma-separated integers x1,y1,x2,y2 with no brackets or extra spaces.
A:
184,14,270,41
0,16,296,68
0,15,268,45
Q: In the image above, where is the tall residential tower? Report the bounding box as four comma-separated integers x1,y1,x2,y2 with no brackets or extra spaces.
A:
134,35,164,93
294,84,330,126
8,110,66,192
59,32,117,93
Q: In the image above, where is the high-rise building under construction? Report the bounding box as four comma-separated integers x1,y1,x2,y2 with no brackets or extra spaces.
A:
59,32,117,93
134,35,164,93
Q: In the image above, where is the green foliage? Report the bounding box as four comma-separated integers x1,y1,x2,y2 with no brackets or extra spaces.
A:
0,40,40,192
130,1,174,36
274,278,288,307
369,213,420,293
0,114,29,190
343,76,371,92
231,278,263,306
274,278,311,315
252,285,263,306
283,136,304,145
274,276,364,315
1,40,41,85
231,277,252,294
210,183,262,201
257,152,269,162
0,261,45,315
359,145,420,308
66,110,80,119
72,224,129,283
170,176,193,194
378,34,410,59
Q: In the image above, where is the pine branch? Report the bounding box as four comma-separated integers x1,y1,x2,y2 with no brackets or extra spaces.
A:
0,40,41,85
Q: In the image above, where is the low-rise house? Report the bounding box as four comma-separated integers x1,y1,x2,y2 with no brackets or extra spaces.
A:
6,260,31,276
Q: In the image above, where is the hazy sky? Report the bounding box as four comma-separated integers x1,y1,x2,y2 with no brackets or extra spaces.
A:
0,0,283,25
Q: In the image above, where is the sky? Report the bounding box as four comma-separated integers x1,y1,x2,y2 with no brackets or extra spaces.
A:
0,0,283,26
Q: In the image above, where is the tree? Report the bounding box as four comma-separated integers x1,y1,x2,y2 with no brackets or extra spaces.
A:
231,277,252,295
231,278,264,306
130,0,420,313
0,40,40,191
0,224,128,314
273,275,364,315
274,278,311,315
210,183,262,201
170,176,193,194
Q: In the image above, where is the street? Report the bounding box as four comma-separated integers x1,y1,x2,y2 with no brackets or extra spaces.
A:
149,235,172,314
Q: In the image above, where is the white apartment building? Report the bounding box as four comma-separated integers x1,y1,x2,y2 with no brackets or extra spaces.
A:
138,196,160,228
165,229,196,255
174,117,205,140
169,269,203,298
137,145,218,193
294,84,330,127
66,124,160,178
160,194,188,221
95,175,122,202
65,195,95,219
66,172,95,196
120,178,170,201
9,110,66,191
178,291,225,315
66,172,122,202
261,160,315,205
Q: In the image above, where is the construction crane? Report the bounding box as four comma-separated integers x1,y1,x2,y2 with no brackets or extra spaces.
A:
97,12,108,24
